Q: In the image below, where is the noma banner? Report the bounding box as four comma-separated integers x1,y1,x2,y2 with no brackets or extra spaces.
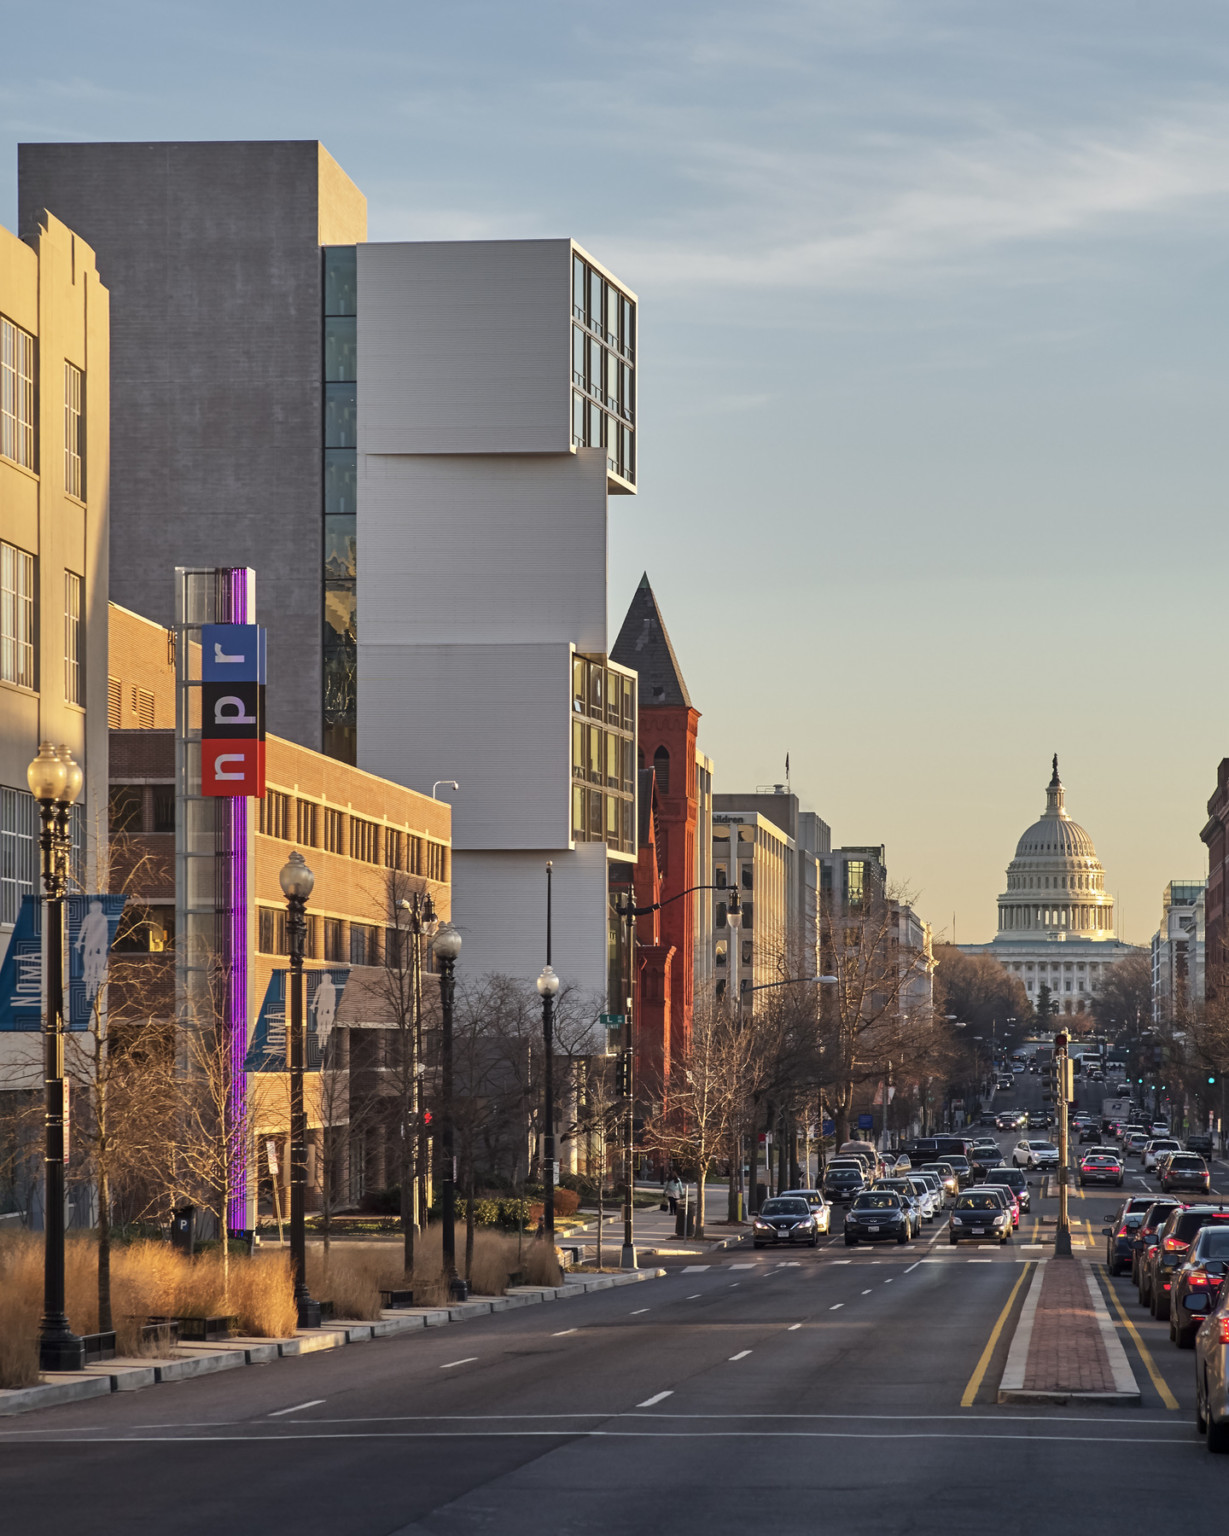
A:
245,967,350,1073
0,894,129,1030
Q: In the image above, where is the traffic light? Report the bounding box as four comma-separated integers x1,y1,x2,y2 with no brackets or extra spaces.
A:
1209,1075,1217,1087
616,1050,633,1098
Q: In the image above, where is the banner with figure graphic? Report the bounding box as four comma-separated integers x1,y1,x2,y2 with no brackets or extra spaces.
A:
0,894,128,1030
244,967,350,1072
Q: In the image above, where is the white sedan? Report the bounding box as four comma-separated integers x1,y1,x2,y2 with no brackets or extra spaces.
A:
1142,1138,1182,1171
1013,1139,1059,1170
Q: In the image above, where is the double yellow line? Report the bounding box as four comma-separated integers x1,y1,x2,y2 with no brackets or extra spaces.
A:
961,1262,1033,1407
1098,1266,1179,1411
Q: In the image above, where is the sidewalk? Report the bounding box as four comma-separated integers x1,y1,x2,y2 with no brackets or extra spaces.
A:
998,1260,1138,1404
561,1187,749,1262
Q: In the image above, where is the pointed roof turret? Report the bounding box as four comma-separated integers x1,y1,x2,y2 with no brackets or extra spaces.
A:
610,573,693,708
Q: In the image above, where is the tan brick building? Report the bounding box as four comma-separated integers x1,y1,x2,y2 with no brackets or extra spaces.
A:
108,603,451,1215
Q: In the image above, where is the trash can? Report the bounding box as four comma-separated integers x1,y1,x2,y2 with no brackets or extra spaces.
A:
674,1207,696,1238
171,1205,196,1255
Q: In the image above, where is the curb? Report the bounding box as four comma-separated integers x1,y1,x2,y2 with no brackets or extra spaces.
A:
998,1259,1140,1405
0,1267,665,1418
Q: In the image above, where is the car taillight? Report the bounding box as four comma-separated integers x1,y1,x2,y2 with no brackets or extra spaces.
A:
1163,1238,1189,1252
1189,1272,1209,1287
1218,1317,1229,1345
1117,1226,1130,1237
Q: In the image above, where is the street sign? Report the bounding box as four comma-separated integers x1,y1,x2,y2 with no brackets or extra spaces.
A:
600,1014,625,1026
822,1119,834,1136
857,1113,874,1130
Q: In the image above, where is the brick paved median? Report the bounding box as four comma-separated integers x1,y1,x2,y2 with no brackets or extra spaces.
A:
1023,1260,1114,1394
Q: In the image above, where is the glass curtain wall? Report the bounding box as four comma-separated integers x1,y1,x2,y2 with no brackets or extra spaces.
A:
323,247,358,763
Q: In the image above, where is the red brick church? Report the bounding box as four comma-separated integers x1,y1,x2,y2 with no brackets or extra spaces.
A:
611,575,701,1109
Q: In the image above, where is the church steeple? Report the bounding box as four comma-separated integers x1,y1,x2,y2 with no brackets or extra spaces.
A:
610,573,693,708
1045,754,1067,818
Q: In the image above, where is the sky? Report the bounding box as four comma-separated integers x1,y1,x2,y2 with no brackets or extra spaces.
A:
3,0,1229,945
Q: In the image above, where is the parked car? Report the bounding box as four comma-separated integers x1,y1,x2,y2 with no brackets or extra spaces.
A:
1079,1152,1124,1187
844,1191,912,1246
752,1195,822,1249
1162,1154,1212,1195
1134,1200,1186,1295
1170,1225,1229,1347
1146,1207,1229,1321
778,1189,832,1234
1013,1140,1059,1171
949,1188,1013,1245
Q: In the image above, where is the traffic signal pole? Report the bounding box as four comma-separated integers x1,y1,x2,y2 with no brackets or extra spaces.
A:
1054,1032,1072,1259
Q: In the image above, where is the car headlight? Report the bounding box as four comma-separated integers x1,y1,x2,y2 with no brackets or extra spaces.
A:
994,1214,1008,1225
952,1216,964,1225
754,1220,771,1231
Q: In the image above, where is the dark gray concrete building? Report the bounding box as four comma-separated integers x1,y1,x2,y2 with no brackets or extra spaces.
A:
18,141,367,753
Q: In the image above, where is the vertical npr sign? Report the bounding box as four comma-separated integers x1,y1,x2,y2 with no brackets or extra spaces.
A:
201,624,267,797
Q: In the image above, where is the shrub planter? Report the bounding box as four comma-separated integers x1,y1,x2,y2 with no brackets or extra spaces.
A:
379,1289,415,1309
318,1299,335,1323
81,1331,117,1363
138,1320,180,1351
161,1315,239,1342
506,1271,526,1289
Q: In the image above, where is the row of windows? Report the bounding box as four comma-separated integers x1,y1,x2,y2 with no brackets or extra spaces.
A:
572,785,635,854
572,390,635,482
572,325,633,421
0,320,85,491
714,939,755,968
258,791,448,881
257,906,434,968
1007,872,1102,891
713,862,754,891
714,900,755,931
0,545,83,704
573,656,635,727
572,721,636,794
572,255,635,362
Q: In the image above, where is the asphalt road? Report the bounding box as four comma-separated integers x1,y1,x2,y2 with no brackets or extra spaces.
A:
2,1068,1226,1535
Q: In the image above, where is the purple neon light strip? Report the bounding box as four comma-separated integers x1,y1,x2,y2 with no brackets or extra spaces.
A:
225,569,250,1235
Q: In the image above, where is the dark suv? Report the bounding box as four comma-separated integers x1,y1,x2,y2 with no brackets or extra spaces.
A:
1102,1196,1160,1276
1133,1200,1184,1292
1147,1207,1229,1321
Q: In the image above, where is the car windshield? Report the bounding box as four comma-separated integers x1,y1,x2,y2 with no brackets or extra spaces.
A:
922,1164,953,1175
852,1194,900,1210
957,1194,1002,1210
826,1169,860,1181
1194,1230,1229,1257
1170,1157,1204,1169
1028,1142,1057,1152
780,1191,821,1203
761,1198,809,1216
997,1171,1025,1187
1121,1214,1145,1228
1084,1157,1117,1165
945,1157,970,1170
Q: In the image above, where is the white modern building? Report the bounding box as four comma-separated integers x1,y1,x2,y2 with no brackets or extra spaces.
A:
961,757,1139,1013
354,240,640,993
1151,880,1205,1023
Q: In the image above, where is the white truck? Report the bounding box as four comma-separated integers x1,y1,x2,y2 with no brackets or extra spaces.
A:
1101,1096,1132,1126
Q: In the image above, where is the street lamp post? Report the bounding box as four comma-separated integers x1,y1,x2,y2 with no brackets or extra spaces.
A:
432,923,465,1299
537,964,559,1239
28,742,84,1372
279,850,321,1328
398,891,437,1268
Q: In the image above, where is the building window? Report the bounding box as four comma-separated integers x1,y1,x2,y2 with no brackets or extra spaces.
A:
258,905,289,955
1,541,35,690
109,784,144,835
0,785,37,925
64,363,83,497
323,807,345,854
259,791,291,840
323,917,346,962
350,922,377,966
653,745,670,795
350,817,378,864
844,860,866,908
384,828,402,868
425,841,447,883
296,799,318,847
64,572,83,705
107,675,121,727
1,317,35,470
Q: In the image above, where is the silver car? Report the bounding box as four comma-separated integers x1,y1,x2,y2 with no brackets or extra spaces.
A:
1192,1269,1229,1451
905,1175,939,1222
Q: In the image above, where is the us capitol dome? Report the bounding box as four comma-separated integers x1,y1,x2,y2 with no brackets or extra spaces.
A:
961,756,1138,1016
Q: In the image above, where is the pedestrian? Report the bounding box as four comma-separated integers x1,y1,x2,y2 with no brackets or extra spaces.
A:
664,1172,684,1216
